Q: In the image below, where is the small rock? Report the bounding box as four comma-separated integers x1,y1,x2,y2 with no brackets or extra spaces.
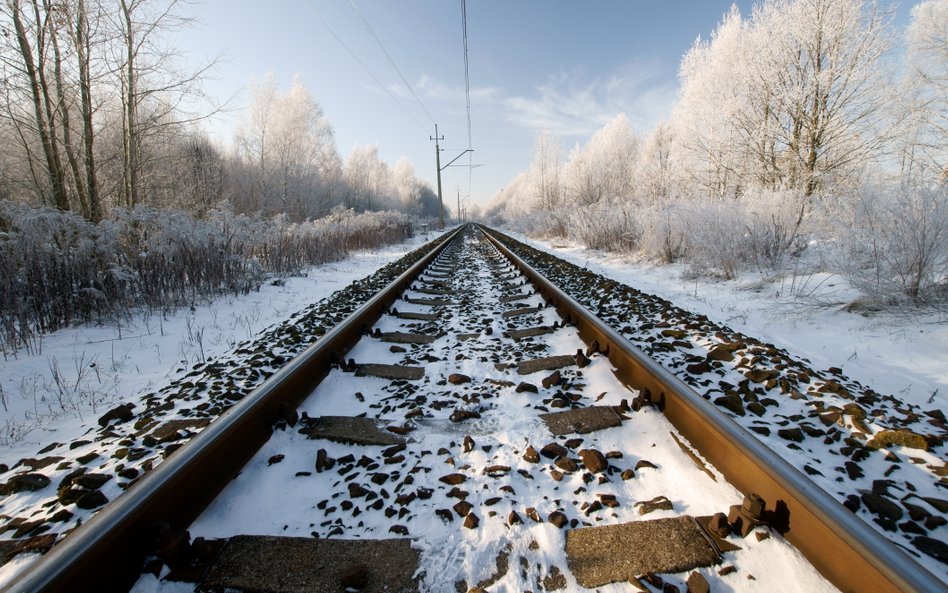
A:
453,500,473,517
579,449,608,473
525,507,541,522
861,493,903,522
516,382,539,394
76,490,108,509
636,495,673,515
74,473,111,490
463,513,479,529
778,428,805,442
449,409,481,423
550,469,564,481
439,473,467,485
267,454,284,466
4,473,50,494
912,536,948,564
348,484,369,498
634,459,658,471
708,342,742,362
541,443,568,459
686,572,710,593
714,393,745,416
867,430,929,451
315,449,335,472
447,487,468,499
98,403,134,427
463,436,475,453
746,369,779,383
449,374,472,385
620,469,635,480
523,446,540,463
548,511,568,528
542,371,562,389
436,508,454,522
554,457,578,473
484,465,511,477
508,511,522,525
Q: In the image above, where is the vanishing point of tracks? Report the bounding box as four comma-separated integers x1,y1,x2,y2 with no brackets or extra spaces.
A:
2,225,944,593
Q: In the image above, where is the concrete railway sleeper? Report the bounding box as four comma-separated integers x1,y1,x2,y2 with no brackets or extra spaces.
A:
1,225,942,593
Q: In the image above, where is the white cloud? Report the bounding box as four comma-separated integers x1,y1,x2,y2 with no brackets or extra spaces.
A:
410,62,678,139
503,63,677,137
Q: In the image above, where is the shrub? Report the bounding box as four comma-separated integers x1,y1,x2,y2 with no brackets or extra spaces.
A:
837,182,948,303
0,202,412,355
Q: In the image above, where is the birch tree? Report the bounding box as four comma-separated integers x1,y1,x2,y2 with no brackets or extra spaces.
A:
903,0,947,178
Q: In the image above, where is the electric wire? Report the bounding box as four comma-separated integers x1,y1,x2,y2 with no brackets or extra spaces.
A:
348,0,434,124
461,0,472,150
460,0,474,214
320,21,428,134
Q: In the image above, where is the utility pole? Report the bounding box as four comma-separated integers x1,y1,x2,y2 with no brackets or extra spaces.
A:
457,187,461,224
430,124,445,229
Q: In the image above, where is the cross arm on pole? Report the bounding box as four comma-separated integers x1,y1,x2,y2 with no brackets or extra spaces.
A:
440,149,473,171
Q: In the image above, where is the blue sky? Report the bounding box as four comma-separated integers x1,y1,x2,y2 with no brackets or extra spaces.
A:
179,1,912,208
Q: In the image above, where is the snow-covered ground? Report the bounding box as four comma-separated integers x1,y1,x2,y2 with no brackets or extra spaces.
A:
0,231,433,469
510,232,948,414
1,225,944,590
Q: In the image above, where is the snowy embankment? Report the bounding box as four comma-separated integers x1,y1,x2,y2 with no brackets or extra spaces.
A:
510,232,947,414
0,231,432,468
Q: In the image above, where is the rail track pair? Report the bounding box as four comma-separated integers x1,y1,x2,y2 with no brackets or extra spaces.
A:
2,224,943,593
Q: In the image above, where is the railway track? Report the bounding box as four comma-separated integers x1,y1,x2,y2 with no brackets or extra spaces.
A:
0,224,944,593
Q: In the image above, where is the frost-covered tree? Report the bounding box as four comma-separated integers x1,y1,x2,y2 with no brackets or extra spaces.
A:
235,74,340,219
344,144,391,212
902,0,947,179
527,131,564,213
674,6,748,198
747,0,893,195
562,114,639,205
674,0,893,198
638,123,678,202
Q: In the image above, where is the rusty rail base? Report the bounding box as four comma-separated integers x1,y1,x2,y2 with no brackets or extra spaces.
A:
2,226,466,593
479,224,945,593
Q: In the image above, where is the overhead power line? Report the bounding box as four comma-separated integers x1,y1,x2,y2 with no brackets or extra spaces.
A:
460,0,474,201
460,0,472,150
348,0,434,124
321,21,428,133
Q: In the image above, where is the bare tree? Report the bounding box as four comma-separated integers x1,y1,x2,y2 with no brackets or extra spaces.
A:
3,0,70,210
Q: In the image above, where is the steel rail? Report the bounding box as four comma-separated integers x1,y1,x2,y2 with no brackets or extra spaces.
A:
478,224,944,593
2,226,466,593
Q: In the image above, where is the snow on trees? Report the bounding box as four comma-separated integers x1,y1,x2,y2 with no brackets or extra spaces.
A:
491,0,947,303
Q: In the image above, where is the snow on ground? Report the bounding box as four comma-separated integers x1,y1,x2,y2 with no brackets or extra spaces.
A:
0,231,433,469
509,232,948,414
154,231,839,593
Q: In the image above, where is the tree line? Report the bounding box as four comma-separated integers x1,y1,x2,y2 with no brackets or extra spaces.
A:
488,0,947,304
0,0,442,221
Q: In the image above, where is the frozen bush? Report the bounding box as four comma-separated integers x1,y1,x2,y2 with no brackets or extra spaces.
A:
639,202,688,263
743,189,810,271
0,202,412,354
838,182,948,303
682,199,753,279
567,202,641,252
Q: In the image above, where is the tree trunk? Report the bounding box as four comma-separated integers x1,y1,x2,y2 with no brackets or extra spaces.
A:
74,0,101,221
47,0,90,218
10,0,70,210
120,0,139,206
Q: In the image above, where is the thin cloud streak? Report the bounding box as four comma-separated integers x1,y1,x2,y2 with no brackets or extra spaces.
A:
413,62,678,139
